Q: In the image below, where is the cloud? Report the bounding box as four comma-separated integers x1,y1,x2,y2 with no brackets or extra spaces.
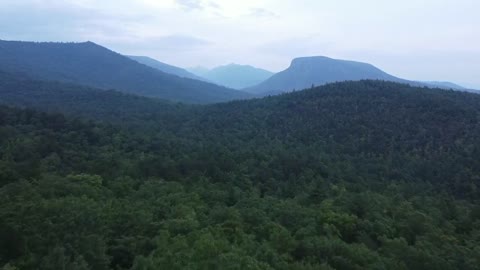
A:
174,0,224,17
0,1,210,51
176,0,203,11
249,8,278,18
153,35,210,49
206,1,221,10
256,36,335,57
0,0,144,42
113,35,211,53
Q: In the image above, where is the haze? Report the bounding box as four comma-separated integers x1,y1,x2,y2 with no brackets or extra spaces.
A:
1,0,478,88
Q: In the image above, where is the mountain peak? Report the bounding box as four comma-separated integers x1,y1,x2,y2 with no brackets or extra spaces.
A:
246,56,401,94
193,63,274,89
216,63,260,71
127,55,206,82
82,40,101,46
290,56,372,68
291,56,333,63
247,56,468,94
0,40,251,103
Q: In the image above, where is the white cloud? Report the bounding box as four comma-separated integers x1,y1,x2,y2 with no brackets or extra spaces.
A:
248,8,278,18
176,0,203,11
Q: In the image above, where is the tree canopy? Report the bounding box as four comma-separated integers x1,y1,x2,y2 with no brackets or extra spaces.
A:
1,80,480,269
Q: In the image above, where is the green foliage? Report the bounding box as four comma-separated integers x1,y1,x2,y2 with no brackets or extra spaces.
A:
1,80,480,269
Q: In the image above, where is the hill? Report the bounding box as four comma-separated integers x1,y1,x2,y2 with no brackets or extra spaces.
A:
246,56,468,95
245,56,406,94
127,55,206,81
187,66,210,77
0,71,191,128
2,80,480,269
0,40,251,104
423,81,466,90
197,63,274,89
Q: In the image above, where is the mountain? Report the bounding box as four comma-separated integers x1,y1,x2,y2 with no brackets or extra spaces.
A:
197,64,274,89
0,40,251,104
245,56,470,95
187,66,211,77
127,55,206,81
2,80,480,269
423,81,466,90
245,56,407,94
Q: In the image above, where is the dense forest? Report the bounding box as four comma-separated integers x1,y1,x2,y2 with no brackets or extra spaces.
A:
1,80,480,269
0,71,191,128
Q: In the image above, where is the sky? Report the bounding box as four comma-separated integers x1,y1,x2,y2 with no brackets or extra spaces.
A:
1,0,479,88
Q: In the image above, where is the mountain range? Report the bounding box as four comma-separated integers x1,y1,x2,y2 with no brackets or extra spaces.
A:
0,40,250,104
188,64,274,89
1,38,480,270
0,40,473,107
245,56,469,94
245,56,403,94
127,55,205,81
422,81,466,90
187,66,210,77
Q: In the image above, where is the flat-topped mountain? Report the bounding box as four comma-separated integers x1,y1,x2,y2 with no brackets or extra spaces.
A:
245,56,469,95
245,56,405,94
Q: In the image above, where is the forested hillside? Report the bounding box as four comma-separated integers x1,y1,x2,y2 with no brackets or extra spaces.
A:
0,40,251,103
1,81,480,269
0,71,192,128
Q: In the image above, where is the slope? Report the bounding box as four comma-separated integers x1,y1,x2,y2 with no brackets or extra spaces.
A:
127,55,206,81
423,81,466,90
200,63,274,89
245,56,407,94
0,40,251,104
186,66,210,77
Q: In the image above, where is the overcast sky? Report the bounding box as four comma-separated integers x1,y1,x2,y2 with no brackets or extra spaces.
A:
1,0,479,88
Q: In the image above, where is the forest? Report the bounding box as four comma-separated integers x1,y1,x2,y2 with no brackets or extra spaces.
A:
1,80,480,269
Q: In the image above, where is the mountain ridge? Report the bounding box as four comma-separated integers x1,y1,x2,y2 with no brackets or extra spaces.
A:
127,55,207,82
0,40,251,104
245,56,407,94
246,56,469,94
192,63,274,89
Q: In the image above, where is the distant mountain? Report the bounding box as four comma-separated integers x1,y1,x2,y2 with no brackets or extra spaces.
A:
127,55,206,81
245,56,406,94
196,64,274,89
0,40,251,104
423,81,466,90
245,56,471,95
187,66,210,77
